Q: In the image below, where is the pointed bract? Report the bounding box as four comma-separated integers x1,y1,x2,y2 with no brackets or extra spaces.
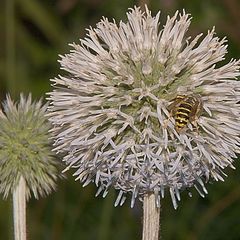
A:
0,94,59,200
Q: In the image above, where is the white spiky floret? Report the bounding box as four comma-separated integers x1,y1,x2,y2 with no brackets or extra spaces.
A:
48,6,240,209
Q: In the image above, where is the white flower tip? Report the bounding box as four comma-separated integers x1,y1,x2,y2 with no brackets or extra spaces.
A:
62,166,70,173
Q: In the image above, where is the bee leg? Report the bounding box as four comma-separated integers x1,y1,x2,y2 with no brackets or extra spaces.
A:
189,116,200,134
163,116,171,128
164,108,176,129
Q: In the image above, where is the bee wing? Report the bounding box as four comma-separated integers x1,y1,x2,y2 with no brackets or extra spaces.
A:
189,97,203,121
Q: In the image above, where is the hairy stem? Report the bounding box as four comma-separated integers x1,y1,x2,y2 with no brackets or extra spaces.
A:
142,193,160,240
13,176,26,240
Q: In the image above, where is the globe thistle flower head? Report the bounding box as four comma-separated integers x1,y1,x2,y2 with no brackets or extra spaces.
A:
48,6,240,209
0,94,58,200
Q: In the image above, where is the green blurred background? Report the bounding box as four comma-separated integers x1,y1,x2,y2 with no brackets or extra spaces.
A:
1,0,240,239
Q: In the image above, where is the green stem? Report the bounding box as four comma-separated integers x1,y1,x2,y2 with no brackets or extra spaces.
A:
98,190,115,240
6,0,16,97
142,193,160,240
13,176,27,240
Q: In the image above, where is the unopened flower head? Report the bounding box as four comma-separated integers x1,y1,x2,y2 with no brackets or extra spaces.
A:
48,6,240,208
0,94,58,199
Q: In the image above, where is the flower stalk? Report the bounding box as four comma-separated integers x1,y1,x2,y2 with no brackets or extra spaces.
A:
13,176,26,240
0,94,59,240
142,193,160,240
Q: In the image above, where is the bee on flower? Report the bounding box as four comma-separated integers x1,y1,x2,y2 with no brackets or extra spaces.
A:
48,6,240,209
168,94,203,133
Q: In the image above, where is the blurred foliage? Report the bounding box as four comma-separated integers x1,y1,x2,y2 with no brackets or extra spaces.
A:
1,0,240,239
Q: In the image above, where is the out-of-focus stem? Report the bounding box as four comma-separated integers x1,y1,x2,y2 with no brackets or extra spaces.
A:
142,193,160,240
13,176,26,240
98,190,115,240
6,0,16,97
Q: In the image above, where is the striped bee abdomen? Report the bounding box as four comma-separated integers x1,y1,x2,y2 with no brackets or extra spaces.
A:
175,100,193,131
168,95,202,132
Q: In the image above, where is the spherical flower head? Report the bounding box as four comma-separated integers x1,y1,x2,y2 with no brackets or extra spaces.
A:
48,6,240,208
0,94,58,200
